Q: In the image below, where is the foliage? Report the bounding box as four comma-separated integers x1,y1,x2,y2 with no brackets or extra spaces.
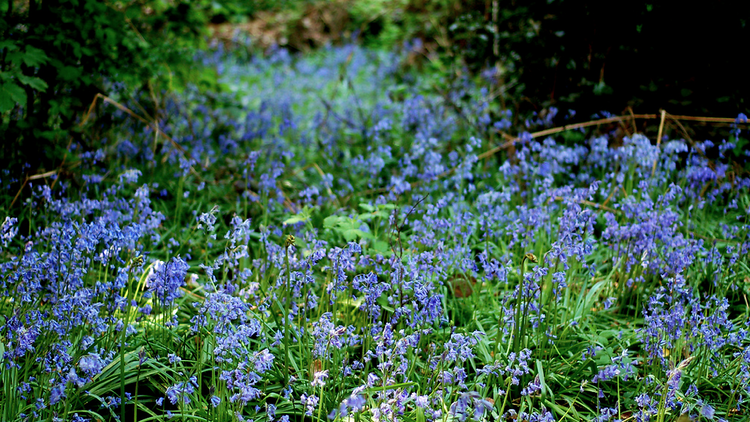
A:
488,0,750,121
0,0,212,173
327,0,749,126
0,43,748,422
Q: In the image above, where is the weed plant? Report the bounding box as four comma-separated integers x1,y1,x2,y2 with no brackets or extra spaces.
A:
0,43,749,422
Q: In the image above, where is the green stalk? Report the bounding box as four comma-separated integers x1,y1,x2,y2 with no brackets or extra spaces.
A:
513,253,537,355
283,234,295,385
119,265,138,422
120,313,127,422
497,376,513,420
134,347,142,422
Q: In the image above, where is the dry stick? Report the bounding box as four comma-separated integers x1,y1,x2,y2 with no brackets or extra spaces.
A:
28,170,57,181
432,82,484,136
9,136,74,209
81,94,215,189
685,230,738,245
82,94,193,165
147,80,165,162
288,163,315,178
626,106,638,135
651,110,667,177
8,178,28,211
667,115,745,124
530,115,652,139
601,186,618,209
272,180,298,214
345,74,370,141
50,137,75,191
665,112,696,148
78,94,311,214
317,95,359,129
8,170,59,209
318,48,356,129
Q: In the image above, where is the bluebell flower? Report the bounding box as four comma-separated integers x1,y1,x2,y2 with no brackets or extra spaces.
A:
78,353,106,377
301,393,319,416
311,369,329,387
145,256,189,307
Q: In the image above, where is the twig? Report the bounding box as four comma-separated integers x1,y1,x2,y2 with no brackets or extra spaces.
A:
601,186,618,209
391,194,429,260
626,106,638,135
664,115,746,124
345,74,370,142
431,82,483,136
665,112,695,148
651,109,666,177
28,170,57,180
9,167,65,210
274,180,298,214
317,95,359,129
8,178,28,211
82,93,203,179
524,115,645,140
684,230,738,245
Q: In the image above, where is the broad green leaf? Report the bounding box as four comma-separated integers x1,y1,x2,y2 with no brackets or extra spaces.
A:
5,51,24,66
59,66,82,81
0,82,26,112
17,74,48,91
536,359,552,399
371,240,391,254
22,46,48,66
323,215,343,229
0,40,18,52
283,206,314,226
339,296,364,308
283,214,309,226
416,407,426,422
342,229,365,241
359,203,375,212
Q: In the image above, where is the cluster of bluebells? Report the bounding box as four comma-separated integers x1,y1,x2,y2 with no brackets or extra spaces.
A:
0,173,166,419
2,41,749,422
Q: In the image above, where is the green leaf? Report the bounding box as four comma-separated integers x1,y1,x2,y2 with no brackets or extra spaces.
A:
339,296,364,308
0,82,26,112
283,215,306,226
125,7,141,19
22,46,48,66
371,240,391,255
283,206,314,226
323,215,343,229
59,66,82,81
359,203,375,212
536,359,552,399
17,74,48,91
0,40,18,52
416,407,426,422
341,229,358,242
